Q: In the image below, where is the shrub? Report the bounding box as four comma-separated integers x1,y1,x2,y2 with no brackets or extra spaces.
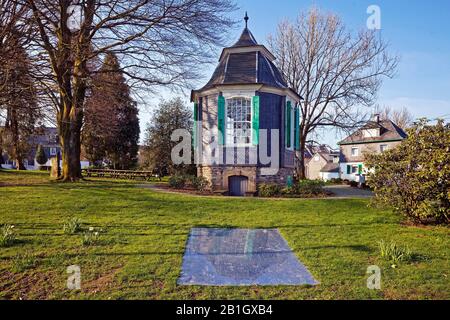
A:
366,119,449,225
258,183,282,197
349,180,358,188
330,178,343,184
63,217,83,234
378,240,412,264
35,144,48,167
0,224,16,247
82,227,100,246
296,180,325,195
259,180,325,197
168,175,187,189
191,176,210,192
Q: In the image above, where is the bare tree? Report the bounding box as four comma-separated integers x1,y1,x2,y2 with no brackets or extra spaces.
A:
0,1,43,169
268,8,398,179
375,105,414,130
24,0,236,181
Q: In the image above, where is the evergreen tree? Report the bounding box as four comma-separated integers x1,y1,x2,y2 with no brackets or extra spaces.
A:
35,144,48,169
83,53,139,169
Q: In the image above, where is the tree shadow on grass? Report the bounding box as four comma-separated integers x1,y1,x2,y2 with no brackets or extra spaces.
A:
302,244,373,252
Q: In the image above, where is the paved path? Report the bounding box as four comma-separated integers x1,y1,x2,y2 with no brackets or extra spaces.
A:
324,185,374,198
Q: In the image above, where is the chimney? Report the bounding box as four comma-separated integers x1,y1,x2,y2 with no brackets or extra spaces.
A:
372,113,380,124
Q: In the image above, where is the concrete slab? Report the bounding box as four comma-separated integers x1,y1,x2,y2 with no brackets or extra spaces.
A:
178,228,318,286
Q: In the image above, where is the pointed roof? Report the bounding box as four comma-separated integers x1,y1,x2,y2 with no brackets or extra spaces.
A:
231,27,258,48
192,13,301,101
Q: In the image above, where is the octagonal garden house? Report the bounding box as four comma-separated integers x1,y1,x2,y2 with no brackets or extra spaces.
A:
191,14,301,196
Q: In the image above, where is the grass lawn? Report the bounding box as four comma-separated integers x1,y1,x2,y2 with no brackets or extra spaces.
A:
0,170,448,300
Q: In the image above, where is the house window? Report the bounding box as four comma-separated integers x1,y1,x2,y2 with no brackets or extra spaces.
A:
380,144,388,152
50,147,57,156
314,155,320,162
351,165,358,174
226,97,252,146
351,147,359,157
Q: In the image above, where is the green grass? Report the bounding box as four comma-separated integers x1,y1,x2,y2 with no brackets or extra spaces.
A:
0,170,448,300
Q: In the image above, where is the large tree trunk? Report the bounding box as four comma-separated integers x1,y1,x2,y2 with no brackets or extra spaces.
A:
58,98,83,181
60,125,82,181
297,135,307,180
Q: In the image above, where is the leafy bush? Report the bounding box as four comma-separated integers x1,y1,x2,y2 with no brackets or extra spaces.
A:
190,176,210,191
259,180,325,197
63,217,83,234
35,144,48,167
349,180,358,188
378,240,412,264
0,224,16,247
366,119,449,225
82,227,100,246
258,183,282,197
329,178,343,184
296,179,325,195
168,175,187,189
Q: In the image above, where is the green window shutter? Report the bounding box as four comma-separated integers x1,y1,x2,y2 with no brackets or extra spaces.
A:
347,165,351,174
252,96,260,146
294,105,300,150
193,102,198,148
285,101,291,148
218,96,225,145
358,164,363,174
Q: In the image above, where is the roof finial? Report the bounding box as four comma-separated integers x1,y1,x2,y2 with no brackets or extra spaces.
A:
244,12,249,28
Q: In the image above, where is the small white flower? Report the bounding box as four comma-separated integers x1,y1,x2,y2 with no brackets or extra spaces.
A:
94,232,99,236
89,227,94,231
11,225,14,228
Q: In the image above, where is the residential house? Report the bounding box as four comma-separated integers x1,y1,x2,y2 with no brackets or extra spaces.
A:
191,14,301,196
338,115,407,182
304,144,340,181
1,126,90,170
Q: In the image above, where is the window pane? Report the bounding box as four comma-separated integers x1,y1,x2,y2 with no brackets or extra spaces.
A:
225,97,252,145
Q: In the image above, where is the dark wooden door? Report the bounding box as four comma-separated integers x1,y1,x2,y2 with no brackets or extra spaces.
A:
229,176,248,196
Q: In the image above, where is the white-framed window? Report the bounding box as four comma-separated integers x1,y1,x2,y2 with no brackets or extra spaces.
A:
314,155,320,162
50,147,57,156
225,97,252,146
380,144,388,152
351,165,359,174
351,147,359,157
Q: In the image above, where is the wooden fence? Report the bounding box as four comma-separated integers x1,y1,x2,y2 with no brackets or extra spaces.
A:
81,168,156,180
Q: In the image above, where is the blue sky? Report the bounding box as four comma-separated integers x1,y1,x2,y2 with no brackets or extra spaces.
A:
140,0,450,146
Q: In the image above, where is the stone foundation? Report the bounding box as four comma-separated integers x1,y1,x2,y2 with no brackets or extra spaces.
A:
198,166,295,195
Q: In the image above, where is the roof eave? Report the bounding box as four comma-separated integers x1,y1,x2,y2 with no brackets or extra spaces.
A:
337,138,405,146
219,45,276,62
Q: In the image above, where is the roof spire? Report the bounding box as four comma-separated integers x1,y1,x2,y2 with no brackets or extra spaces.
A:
244,12,249,29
